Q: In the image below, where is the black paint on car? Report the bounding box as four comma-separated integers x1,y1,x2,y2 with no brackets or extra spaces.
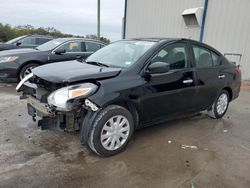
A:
17,38,241,156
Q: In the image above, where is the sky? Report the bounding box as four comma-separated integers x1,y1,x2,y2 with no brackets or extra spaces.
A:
0,0,125,41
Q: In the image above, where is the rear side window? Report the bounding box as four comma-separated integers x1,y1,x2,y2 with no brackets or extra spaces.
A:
151,43,188,70
211,52,220,66
85,42,102,52
192,45,213,68
36,38,51,45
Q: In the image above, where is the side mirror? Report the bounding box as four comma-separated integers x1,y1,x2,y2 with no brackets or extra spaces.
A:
147,62,170,74
54,48,66,55
77,58,85,63
16,42,22,46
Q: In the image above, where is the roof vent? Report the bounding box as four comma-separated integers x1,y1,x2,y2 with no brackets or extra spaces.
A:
182,7,204,27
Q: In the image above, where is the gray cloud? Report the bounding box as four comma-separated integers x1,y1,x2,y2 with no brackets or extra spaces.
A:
0,0,125,41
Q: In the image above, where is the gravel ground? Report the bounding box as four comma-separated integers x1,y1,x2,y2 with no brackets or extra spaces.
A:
0,83,250,188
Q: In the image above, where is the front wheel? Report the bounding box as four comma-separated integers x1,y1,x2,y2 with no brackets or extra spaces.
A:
18,63,39,81
208,90,229,119
87,105,134,157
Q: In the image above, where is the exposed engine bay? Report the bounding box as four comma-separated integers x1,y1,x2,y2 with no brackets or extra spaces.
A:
17,73,99,132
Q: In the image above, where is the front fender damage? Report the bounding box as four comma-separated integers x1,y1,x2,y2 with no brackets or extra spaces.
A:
84,99,99,111
79,109,99,145
80,98,102,144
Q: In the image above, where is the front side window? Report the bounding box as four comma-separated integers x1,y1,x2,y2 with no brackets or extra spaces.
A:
151,43,188,70
6,36,25,44
18,37,36,46
192,45,213,68
37,38,67,51
86,42,102,52
58,42,82,52
86,40,156,68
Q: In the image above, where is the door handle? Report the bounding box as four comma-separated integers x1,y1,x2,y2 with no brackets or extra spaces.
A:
183,79,193,84
76,55,82,59
218,74,225,79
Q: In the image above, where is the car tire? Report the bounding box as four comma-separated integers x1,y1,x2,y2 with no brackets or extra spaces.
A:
18,63,39,81
87,105,134,157
208,90,229,119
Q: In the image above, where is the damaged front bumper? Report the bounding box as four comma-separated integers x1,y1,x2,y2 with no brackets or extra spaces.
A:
27,95,55,117
26,94,81,132
17,75,101,141
20,83,83,132
22,90,100,134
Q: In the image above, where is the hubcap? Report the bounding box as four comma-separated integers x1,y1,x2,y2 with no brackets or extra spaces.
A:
216,93,228,115
20,66,35,80
100,115,130,151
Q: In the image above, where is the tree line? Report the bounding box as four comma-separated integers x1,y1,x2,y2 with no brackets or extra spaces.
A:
0,23,110,44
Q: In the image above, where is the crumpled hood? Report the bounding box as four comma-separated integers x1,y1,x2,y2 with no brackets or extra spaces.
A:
0,48,37,56
32,60,122,83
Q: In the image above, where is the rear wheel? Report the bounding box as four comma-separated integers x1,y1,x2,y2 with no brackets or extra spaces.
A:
87,105,134,157
208,90,229,119
19,63,39,81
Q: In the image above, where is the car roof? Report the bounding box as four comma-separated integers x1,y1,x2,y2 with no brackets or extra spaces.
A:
24,36,105,44
27,34,54,39
123,38,222,56
126,37,198,43
128,38,177,42
51,37,106,44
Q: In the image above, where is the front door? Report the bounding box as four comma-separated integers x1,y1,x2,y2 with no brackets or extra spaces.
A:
49,41,88,63
140,42,197,124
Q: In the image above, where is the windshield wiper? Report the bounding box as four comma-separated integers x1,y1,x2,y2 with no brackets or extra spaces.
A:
85,61,109,67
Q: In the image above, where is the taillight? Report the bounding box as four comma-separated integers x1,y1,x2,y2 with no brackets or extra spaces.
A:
235,67,241,74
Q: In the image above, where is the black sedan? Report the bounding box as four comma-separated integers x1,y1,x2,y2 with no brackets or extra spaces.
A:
17,38,241,156
0,35,53,51
0,38,105,81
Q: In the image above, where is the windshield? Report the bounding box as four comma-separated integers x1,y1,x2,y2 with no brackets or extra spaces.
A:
86,40,156,68
6,36,25,44
37,38,66,51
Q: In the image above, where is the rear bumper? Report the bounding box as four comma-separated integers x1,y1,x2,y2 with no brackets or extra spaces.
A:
231,78,241,101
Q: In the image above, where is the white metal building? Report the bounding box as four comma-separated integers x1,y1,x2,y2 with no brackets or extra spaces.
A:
123,0,250,80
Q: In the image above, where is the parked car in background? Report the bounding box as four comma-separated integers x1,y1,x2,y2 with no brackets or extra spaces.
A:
16,38,241,156
0,38,105,81
0,35,53,51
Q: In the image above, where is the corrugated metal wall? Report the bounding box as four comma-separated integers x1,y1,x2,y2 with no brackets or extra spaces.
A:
126,0,202,39
203,0,250,79
125,0,250,79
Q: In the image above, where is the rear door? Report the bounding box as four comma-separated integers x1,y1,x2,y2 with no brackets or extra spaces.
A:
140,42,198,124
191,43,225,110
